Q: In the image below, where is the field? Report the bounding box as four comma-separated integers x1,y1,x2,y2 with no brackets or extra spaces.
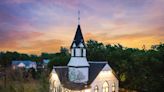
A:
0,68,49,92
0,80,39,92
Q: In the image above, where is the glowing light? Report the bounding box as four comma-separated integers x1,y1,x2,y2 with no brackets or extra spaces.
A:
100,70,112,76
84,88,91,92
51,73,58,81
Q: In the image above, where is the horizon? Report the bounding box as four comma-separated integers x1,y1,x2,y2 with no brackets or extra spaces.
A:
0,0,164,54
0,41,162,56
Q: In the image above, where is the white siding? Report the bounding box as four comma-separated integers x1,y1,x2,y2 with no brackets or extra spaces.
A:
75,48,81,56
69,67,89,83
90,64,119,92
67,57,89,66
83,49,86,57
50,65,119,92
50,69,61,92
79,43,84,48
71,49,74,56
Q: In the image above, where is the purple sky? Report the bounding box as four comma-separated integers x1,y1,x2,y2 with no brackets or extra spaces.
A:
0,0,164,54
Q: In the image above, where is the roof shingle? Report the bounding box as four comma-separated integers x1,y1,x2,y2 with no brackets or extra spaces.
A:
54,62,107,90
71,25,85,48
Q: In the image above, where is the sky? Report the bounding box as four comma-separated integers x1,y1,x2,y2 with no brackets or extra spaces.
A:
0,0,164,54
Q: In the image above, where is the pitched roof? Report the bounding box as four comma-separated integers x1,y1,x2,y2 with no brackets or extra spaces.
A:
54,62,107,90
71,25,85,48
12,60,36,67
88,62,107,84
43,59,50,64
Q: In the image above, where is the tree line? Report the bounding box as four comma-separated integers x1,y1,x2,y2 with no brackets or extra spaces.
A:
0,40,163,92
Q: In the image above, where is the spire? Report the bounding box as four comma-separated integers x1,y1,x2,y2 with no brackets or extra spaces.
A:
78,10,80,25
71,25,85,48
77,0,81,25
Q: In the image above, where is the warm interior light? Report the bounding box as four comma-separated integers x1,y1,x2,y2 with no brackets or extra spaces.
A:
84,88,91,92
100,70,112,76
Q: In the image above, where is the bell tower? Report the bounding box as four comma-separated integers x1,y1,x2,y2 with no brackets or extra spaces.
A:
71,25,86,57
67,24,89,83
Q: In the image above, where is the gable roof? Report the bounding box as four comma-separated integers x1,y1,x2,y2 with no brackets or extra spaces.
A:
54,62,107,90
88,62,107,84
12,60,36,67
18,62,25,67
71,25,85,48
43,59,50,64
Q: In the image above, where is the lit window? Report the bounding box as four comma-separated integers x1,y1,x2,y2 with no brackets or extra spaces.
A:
53,81,55,87
94,85,99,92
53,88,56,92
53,81,57,92
103,81,109,92
65,90,69,92
112,83,116,92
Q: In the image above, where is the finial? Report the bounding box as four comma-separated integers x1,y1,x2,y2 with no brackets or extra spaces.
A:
78,10,80,25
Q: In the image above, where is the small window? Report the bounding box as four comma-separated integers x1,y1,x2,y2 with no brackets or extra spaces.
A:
74,49,76,56
53,81,55,87
53,87,56,92
112,83,116,92
94,85,99,92
103,81,109,92
81,48,83,57
53,81,57,92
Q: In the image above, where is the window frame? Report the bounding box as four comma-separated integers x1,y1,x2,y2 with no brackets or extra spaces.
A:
81,48,83,57
94,85,99,92
112,83,116,92
102,81,109,92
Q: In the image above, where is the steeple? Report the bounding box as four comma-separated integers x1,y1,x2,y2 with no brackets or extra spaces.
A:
71,25,85,48
78,10,80,25
67,14,89,83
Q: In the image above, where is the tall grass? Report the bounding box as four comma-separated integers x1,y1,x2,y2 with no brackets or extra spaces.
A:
0,68,49,92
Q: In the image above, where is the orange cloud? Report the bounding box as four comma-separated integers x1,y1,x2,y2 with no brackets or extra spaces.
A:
84,27,164,49
19,39,65,54
0,30,43,51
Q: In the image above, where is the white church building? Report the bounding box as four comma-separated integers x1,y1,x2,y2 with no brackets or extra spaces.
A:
50,24,119,92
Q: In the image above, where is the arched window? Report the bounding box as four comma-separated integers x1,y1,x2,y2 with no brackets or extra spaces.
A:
65,89,69,92
50,81,53,91
53,81,57,92
103,81,109,92
112,83,116,92
94,85,99,92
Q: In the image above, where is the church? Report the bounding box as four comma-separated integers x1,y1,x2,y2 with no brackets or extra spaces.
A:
50,24,119,92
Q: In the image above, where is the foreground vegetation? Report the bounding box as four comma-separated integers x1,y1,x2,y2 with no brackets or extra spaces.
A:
0,40,164,92
0,68,49,92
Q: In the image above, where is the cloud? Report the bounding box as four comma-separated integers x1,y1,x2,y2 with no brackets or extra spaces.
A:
27,39,64,54
0,29,64,54
10,39,63,54
84,26,164,49
1,0,79,8
0,0,164,54
0,29,43,48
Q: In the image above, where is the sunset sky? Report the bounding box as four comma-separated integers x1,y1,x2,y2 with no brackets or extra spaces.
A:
0,0,164,54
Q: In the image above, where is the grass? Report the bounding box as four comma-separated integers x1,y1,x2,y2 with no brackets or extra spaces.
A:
0,68,49,92
0,80,40,92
